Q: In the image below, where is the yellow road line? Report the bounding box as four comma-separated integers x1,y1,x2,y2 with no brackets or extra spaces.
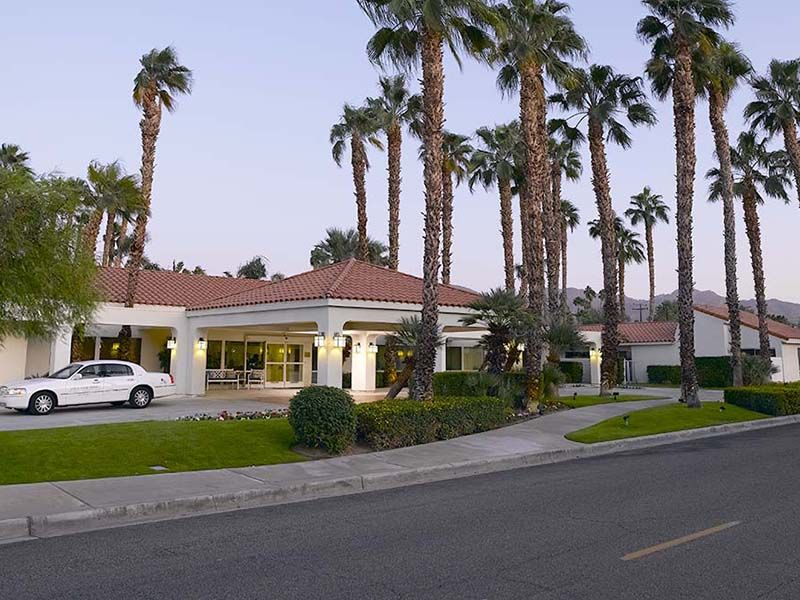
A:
622,521,742,561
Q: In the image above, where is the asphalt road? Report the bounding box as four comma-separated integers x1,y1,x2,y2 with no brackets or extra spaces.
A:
3,424,800,599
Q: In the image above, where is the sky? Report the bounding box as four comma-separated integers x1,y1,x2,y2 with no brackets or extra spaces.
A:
3,1,800,302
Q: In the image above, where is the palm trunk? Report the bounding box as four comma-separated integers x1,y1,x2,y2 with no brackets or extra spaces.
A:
385,359,414,400
518,177,532,302
645,223,656,322
518,61,547,406
112,220,128,268
708,89,743,386
82,208,104,263
782,118,800,207
441,166,454,285
499,178,515,292
545,160,562,317
413,27,445,402
742,184,772,361
618,254,626,321
387,122,402,270
672,40,699,407
587,116,620,395
121,91,162,360
351,135,369,262
560,221,569,314
383,337,397,385
101,209,116,267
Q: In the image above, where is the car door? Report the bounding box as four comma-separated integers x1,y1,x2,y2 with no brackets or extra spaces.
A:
62,365,106,405
102,364,136,402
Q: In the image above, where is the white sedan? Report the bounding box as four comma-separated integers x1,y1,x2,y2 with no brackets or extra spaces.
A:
0,360,176,415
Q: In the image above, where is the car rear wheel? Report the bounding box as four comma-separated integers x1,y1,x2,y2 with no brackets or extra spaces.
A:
28,392,55,415
128,387,152,409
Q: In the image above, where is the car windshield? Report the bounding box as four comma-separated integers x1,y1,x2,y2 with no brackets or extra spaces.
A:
48,364,83,379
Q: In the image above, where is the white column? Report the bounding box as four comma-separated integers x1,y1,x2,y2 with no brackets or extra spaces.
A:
589,346,602,386
350,333,377,391
49,327,73,373
315,310,344,388
173,326,208,396
434,338,448,373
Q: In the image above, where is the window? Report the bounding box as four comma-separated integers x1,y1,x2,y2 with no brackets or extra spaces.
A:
743,348,776,358
446,347,462,371
462,347,484,371
103,364,133,377
99,337,141,364
78,365,103,378
48,364,82,379
71,336,95,362
206,340,222,369
245,341,265,370
225,341,244,370
564,350,590,359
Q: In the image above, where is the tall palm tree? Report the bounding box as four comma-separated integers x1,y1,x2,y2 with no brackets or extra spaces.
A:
494,0,586,404
707,131,791,361
648,37,750,385
310,227,389,268
439,131,473,284
625,187,670,322
559,198,580,312
0,143,33,174
469,121,522,291
638,0,734,408
359,0,498,401
745,59,800,206
549,64,656,393
547,130,582,316
367,75,422,271
331,104,384,261
120,47,192,359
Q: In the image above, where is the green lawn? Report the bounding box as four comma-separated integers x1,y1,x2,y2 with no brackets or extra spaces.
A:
560,394,666,409
0,419,306,485
565,402,768,444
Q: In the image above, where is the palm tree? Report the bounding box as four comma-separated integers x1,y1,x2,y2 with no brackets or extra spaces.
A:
559,199,580,312
359,0,498,401
367,75,422,270
120,47,192,359
469,122,522,291
0,143,33,174
331,103,384,261
310,227,389,268
383,315,444,400
707,131,791,361
547,130,582,316
745,59,800,206
588,216,645,321
625,187,670,321
439,131,473,284
638,0,734,408
648,37,750,385
494,0,586,404
549,64,656,393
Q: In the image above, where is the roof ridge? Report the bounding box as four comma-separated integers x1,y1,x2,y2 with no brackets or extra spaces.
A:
326,258,357,297
97,265,266,285
189,279,273,308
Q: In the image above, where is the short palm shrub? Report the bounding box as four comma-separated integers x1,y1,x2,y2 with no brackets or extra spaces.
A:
288,386,357,454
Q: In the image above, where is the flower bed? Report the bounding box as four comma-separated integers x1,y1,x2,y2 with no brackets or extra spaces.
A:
176,409,288,422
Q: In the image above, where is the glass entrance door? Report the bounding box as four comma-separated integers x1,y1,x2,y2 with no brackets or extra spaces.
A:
265,343,305,388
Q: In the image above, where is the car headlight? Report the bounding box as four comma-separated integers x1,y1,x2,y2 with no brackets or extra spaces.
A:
3,388,27,396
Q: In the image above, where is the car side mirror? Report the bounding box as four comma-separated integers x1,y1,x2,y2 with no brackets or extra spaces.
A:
72,373,83,380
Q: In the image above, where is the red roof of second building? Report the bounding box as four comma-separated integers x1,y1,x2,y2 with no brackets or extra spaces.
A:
188,259,481,311
695,304,800,340
578,321,678,344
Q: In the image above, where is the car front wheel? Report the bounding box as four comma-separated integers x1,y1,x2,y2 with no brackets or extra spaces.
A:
28,392,55,415
128,387,152,409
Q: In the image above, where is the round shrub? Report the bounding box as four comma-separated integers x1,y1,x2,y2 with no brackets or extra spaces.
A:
288,386,356,454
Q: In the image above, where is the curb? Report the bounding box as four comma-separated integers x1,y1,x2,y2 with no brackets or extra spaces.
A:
3,414,799,542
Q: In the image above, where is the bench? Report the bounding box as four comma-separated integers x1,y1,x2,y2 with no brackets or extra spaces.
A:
246,369,265,390
206,369,240,390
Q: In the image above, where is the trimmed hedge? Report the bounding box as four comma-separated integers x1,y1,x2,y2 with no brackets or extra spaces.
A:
558,361,584,384
355,396,513,450
432,371,526,397
648,357,734,387
725,385,800,416
648,365,682,385
288,386,357,454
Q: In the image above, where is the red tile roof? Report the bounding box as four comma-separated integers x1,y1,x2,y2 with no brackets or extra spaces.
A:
579,322,678,344
695,304,800,341
96,267,265,307
188,259,481,311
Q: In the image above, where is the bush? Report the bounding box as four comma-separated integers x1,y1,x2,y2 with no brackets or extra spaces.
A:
725,385,800,416
288,386,357,454
647,365,681,385
648,357,737,387
558,361,583,384
433,371,526,397
355,396,512,450
741,355,777,386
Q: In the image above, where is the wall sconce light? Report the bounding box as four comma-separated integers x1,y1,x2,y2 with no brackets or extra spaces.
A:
368,342,378,354
197,337,208,350
590,347,602,361
333,332,347,348
517,342,526,352
313,332,326,347
354,342,363,354
166,338,177,350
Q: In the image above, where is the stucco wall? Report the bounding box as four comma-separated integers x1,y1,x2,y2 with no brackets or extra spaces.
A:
25,339,51,378
694,312,729,356
779,343,800,383
0,336,28,384
629,343,680,383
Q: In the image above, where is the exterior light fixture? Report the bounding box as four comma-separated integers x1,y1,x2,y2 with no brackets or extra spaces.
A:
166,337,177,350
313,332,326,347
354,342,363,354
517,342,525,352
333,332,347,348
368,342,378,354
197,337,208,350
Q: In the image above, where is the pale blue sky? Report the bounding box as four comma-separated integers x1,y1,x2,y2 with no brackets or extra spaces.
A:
3,1,800,301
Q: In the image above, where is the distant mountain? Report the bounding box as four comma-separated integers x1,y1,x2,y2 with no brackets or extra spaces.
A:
564,287,800,324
